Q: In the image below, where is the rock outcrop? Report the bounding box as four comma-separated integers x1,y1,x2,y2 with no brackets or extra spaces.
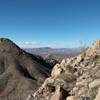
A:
27,40,100,100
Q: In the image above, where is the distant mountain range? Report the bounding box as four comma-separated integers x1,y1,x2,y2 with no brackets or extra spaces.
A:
24,47,81,61
24,47,81,54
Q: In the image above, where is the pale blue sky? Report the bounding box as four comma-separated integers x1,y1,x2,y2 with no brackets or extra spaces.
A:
0,0,100,48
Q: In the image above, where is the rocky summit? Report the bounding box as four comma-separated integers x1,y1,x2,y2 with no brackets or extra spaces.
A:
0,38,53,100
27,40,100,100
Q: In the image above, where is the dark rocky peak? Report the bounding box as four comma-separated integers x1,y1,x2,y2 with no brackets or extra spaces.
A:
0,38,23,54
0,38,52,100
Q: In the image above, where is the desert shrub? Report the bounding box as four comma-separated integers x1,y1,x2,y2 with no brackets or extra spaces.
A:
45,83,55,93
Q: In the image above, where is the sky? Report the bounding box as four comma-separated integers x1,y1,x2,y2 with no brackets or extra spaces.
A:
0,0,100,48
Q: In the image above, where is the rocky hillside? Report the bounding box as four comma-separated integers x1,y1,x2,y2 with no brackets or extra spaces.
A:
0,38,54,100
27,40,100,100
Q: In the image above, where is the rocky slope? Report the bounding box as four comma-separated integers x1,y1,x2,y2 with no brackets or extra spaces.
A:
0,38,53,100
27,40,100,100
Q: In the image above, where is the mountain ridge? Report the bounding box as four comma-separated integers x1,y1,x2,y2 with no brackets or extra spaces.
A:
0,38,54,100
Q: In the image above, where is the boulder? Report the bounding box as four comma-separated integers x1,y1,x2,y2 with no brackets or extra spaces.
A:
89,79,100,89
94,88,100,100
50,86,69,100
66,96,80,100
51,64,63,78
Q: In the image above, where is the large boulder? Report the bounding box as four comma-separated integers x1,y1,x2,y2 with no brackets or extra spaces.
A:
50,87,69,100
94,88,100,100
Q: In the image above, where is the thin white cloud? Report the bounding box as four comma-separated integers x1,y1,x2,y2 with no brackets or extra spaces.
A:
17,40,88,48
18,41,38,48
0,32,14,34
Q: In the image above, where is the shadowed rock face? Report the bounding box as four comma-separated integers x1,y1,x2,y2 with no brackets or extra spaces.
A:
0,38,51,100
